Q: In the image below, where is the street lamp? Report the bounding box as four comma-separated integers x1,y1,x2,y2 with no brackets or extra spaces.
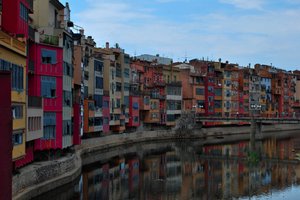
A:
250,104,261,118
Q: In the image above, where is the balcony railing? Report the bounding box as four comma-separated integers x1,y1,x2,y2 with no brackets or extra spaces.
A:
151,94,166,100
28,96,42,108
40,34,59,46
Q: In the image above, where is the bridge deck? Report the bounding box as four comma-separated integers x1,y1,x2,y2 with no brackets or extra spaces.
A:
195,117,300,124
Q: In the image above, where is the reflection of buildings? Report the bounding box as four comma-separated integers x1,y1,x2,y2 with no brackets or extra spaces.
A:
80,138,299,200
83,163,110,200
166,151,182,193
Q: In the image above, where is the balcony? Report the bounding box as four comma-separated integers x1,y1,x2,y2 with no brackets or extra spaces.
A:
27,96,43,141
151,93,166,100
0,31,26,55
28,96,42,108
40,34,59,46
153,81,166,87
167,81,182,87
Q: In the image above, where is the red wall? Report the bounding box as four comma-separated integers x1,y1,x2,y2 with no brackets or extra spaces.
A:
128,96,140,127
0,72,12,200
30,44,64,150
2,0,29,38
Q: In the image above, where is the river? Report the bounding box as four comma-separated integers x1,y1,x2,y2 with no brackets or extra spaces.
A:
33,135,300,200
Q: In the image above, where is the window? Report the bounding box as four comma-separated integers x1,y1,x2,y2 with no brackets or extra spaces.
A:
144,96,150,105
124,96,129,107
84,86,88,98
94,95,102,109
88,117,94,127
13,132,23,145
63,91,72,106
28,117,42,131
134,116,139,123
103,100,109,108
151,113,158,119
43,112,56,139
41,49,57,64
116,82,122,92
12,105,23,119
151,101,158,109
20,3,28,22
197,100,205,108
94,60,103,72
124,68,130,78
167,114,175,122
133,102,139,110
88,102,95,110
63,62,73,76
0,59,11,71
196,88,204,95
41,76,56,98
215,88,222,96
103,117,109,125
94,117,102,126
208,86,214,93
63,120,72,136
95,77,103,89
124,82,130,91
12,64,24,91
214,100,222,109
116,66,122,77
116,99,121,108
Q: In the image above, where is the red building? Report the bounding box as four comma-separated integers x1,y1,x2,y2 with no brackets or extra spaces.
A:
144,64,166,124
28,43,64,151
127,96,140,127
1,0,33,39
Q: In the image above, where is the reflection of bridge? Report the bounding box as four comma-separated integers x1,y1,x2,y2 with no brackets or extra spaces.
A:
195,116,300,124
195,116,300,151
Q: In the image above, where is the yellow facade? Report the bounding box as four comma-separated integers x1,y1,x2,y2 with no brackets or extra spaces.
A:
0,30,27,161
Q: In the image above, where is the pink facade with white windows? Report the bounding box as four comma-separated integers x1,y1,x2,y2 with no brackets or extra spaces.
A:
28,43,64,150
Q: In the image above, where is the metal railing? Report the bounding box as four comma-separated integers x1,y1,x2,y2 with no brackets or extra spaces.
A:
40,34,59,46
28,96,42,108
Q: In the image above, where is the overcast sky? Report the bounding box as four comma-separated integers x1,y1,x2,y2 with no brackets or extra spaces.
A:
61,0,300,70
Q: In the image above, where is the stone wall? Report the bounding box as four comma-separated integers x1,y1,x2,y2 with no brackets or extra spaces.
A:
13,153,81,200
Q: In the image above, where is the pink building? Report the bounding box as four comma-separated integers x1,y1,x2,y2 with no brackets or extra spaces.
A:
28,43,64,151
127,96,140,127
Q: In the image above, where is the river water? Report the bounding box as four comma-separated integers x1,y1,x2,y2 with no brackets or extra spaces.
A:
34,135,300,200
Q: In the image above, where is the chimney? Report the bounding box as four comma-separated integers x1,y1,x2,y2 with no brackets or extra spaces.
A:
106,42,109,49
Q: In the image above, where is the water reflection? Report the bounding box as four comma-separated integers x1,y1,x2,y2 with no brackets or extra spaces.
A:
35,137,300,200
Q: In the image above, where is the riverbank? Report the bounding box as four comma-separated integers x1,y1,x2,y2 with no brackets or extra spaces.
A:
12,124,300,199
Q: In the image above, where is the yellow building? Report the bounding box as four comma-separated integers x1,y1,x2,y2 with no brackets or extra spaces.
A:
0,30,27,161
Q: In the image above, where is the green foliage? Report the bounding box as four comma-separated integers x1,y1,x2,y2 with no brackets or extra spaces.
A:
247,151,259,166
